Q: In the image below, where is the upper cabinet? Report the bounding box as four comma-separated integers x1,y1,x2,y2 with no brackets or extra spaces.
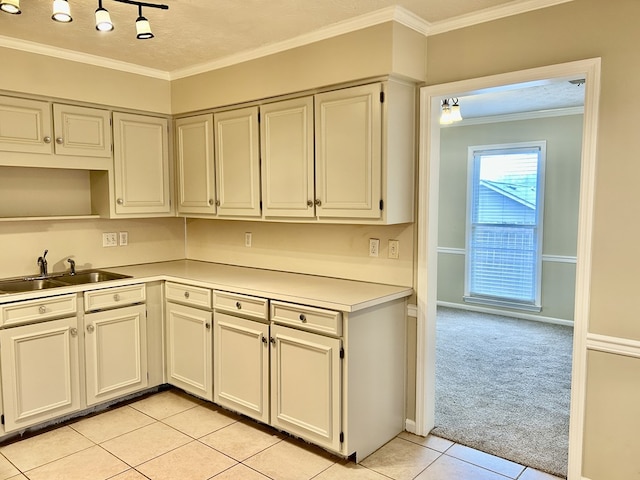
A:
112,112,171,216
214,106,261,217
175,114,216,216
0,96,52,154
52,104,111,158
261,97,315,219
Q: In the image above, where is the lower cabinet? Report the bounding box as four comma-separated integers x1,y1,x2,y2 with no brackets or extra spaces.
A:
213,312,269,423
165,283,213,400
84,304,148,406
270,323,342,452
0,316,81,433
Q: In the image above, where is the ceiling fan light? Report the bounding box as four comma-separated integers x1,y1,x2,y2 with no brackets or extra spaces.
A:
0,0,21,14
95,7,113,31
450,101,463,122
440,99,453,125
52,0,72,22
135,16,153,39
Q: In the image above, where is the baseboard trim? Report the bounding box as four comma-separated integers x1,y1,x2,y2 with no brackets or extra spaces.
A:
405,419,417,434
437,301,574,327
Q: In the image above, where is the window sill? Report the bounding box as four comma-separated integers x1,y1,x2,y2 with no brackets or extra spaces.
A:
463,295,542,313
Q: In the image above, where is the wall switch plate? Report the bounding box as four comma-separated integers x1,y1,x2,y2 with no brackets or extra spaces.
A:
245,232,252,247
119,231,129,246
102,232,117,247
388,240,399,259
369,238,380,257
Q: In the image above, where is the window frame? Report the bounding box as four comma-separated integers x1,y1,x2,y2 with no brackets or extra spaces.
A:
463,141,546,311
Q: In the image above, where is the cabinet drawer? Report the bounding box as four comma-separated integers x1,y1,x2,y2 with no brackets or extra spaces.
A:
270,301,342,337
166,282,211,309
214,291,268,321
84,284,145,312
0,294,77,327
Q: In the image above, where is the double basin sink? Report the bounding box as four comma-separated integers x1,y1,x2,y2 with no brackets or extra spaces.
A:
0,270,131,294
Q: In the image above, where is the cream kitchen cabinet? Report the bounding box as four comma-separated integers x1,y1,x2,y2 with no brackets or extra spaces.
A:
175,114,216,216
0,96,112,163
0,294,80,433
165,282,213,400
112,112,171,216
314,80,415,224
213,292,269,423
213,106,261,217
260,97,315,218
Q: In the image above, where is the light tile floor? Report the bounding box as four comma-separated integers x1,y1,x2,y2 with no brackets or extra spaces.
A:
0,389,564,480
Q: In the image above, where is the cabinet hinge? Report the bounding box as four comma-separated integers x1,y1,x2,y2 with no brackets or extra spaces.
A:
379,199,384,211
1,415,4,426
258,112,260,123
339,431,344,443
380,91,385,103
340,347,344,359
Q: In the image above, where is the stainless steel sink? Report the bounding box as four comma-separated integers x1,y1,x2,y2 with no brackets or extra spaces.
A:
0,278,69,293
0,270,132,294
57,270,131,285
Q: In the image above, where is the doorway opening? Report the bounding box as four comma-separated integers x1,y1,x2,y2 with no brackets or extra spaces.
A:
415,59,601,480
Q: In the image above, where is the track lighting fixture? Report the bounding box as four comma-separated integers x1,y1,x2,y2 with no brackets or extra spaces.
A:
95,0,114,31
0,0,168,39
0,0,20,15
440,98,463,125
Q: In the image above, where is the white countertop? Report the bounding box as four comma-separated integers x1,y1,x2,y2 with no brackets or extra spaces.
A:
109,260,413,312
0,261,413,313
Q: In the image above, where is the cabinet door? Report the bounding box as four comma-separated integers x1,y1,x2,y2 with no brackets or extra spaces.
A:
213,312,269,423
176,114,216,215
166,302,212,400
0,316,80,432
0,96,53,154
270,324,342,452
113,112,171,215
84,304,147,406
214,107,261,217
260,97,315,218
315,84,382,219
53,104,112,158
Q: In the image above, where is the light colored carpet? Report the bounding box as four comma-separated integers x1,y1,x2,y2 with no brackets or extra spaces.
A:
432,306,573,478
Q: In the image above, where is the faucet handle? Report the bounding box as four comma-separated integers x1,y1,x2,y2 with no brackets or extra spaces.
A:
67,258,76,275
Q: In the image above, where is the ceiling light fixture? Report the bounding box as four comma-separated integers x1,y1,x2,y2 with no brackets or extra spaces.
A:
0,0,167,39
52,0,72,22
95,0,114,31
440,98,463,125
0,0,20,14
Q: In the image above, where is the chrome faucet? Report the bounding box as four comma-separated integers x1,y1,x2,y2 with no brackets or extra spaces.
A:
37,249,48,277
67,258,76,275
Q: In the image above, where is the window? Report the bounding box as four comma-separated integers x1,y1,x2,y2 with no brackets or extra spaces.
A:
464,142,545,311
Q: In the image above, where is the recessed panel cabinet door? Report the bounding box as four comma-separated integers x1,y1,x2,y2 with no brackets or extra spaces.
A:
176,114,216,215
113,112,171,215
213,312,269,423
84,304,148,406
270,324,341,452
166,302,212,400
214,107,261,217
260,97,315,218
315,84,382,219
0,96,53,154
53,104,112,158
0,316,80,433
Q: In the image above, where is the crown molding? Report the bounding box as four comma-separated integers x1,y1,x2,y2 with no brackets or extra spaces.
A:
169,6,430,80
427,0,574,36
443,105,584,127
0,35,170,80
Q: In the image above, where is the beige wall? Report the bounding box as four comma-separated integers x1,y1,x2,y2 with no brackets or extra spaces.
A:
427,0,640,477
170,22,426,114
0,47,171,113
437,115,583,321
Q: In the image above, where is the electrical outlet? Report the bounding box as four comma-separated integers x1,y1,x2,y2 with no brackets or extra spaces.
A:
388,240,399,259
102,232,117,247
245,232,252,247
369,238,380,257
119,231,129,246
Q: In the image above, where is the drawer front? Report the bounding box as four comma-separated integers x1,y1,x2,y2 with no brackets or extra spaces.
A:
0,294,77,327
270,301,342,337
166,282,211,309
84,284,146,312
214,291,268,321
